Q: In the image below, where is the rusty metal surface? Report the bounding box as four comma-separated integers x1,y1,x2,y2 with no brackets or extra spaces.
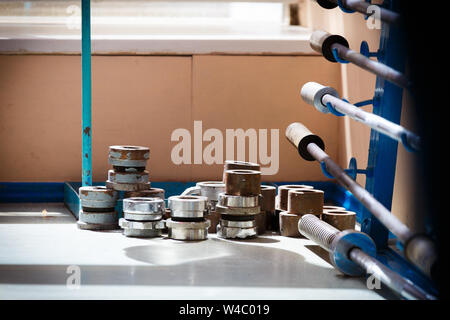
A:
106,180,151,192
124,188,165,200
108,170,149,184
254,212,266,235
277,185,314,211
215,204,260,216
79,186,118,209
224,169,261,196
279,211,302,238
223,160,261,178
322,210,356,231
207,210,220,233
109,145,150,160
260,185,276,212
287,189,324,215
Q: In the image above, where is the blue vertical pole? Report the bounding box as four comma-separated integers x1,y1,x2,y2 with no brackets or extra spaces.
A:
81,0,92,186
361,2,405,249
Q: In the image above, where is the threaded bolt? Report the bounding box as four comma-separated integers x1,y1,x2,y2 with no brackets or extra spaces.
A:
298,214,340,251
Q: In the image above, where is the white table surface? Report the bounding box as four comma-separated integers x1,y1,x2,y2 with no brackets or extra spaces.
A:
0,203,390,300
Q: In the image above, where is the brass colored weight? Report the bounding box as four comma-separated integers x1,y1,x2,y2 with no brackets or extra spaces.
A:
279,211,302,238
224,169,261,196
322,210,356,231
277,184,314,211
287,189,324,215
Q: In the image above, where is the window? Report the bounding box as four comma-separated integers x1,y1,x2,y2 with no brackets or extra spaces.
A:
0,1,312,55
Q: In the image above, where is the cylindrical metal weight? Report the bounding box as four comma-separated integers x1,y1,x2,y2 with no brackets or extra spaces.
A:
207,210,220,233
122,197,165,221
217,224,257,239
196,181,225,210
168,195,209,219
254,212,266,235
322,210,356,231
79,210,118,225
108,145,150,168
106,180,151,192
260,185,276,212
279,211,302,238
123,197,165,213
79,186,118,210
215,204,261,216
119,218,164,238
220,219,256,228
166,218,210,241
108,169,149,184
218,193,259,208
223,160,261,181
287,189,324,215
285,123,325,161
261,185,276,231
124,188,165,200
224,169,261,196
277,184,314,211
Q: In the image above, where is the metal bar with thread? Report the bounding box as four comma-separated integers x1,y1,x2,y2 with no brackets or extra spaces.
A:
298,215,436,300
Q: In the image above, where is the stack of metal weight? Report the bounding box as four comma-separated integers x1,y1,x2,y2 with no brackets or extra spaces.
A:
77,186,119,230
106,146,151,192
274,184,313,233
221,161,266,234
166,195,210,240
180,181,225,233
280,187,324,238
217,169,262,239
119,197,166,237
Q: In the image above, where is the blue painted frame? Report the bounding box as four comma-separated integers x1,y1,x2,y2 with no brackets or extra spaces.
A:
361,2,405,249
82,0,92,186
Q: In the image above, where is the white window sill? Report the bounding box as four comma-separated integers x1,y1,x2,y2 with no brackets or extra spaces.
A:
0,24,315,55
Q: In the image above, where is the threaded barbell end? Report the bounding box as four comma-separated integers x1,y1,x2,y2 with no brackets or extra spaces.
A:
298,214,340,251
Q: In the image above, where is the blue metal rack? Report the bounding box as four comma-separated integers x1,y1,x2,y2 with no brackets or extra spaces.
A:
315,0,437,294
328,1,404,249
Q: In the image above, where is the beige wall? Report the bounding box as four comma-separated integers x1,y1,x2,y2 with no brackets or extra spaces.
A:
0,54,341,183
